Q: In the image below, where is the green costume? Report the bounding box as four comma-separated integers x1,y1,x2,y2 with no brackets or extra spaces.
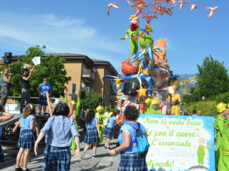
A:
218,119,229,171
121,28,139,57
197,146,206,164
95,112,104,144
71,99,81,150
75,99,81,121
146,106,162,115
71,123,78,150
104,112,112,119
215,115,226,169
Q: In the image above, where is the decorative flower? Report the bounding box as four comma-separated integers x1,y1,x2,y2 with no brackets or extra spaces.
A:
130,23,138,31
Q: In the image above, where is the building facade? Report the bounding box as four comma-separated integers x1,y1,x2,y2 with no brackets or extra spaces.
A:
0,53,118,107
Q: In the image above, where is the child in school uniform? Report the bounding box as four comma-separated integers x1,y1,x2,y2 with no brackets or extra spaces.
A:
103,110,118,150
81,110,100,159
34,91,80,171
15,103,36,171
0,105,14,163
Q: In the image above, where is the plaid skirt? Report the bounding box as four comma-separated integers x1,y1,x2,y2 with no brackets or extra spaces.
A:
0,141,4,163
103,126,114,139
118,152,148,171
42,145,71,171
84,127,99,144
17,129,36,148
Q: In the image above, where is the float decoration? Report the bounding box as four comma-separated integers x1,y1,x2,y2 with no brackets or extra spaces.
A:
107,0,218,23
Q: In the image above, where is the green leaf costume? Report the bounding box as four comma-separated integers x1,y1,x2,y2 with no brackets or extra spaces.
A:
71,99,81,150
215,115,225,169
146,106,162,115
95,112,104,144
218,119,229,171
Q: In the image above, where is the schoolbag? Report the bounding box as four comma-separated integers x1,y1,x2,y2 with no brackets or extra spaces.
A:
129,122,149,154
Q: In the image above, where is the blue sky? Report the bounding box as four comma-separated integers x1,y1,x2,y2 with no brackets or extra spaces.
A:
0,0,228,75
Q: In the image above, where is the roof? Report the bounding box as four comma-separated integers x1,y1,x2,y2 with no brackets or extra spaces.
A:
44,53,94,66
92,59,118,75
3,53,118,75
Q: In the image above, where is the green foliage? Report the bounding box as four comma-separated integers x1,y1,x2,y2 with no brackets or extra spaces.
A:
184,91,229,116
183,86,201,104
184,101,217,116
195,56,229,98
207,91,229,104
82,91,101,110
2,45,71,97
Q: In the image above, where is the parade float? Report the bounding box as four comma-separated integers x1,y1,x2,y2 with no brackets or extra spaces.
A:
104,0,217,170
104,0,218,114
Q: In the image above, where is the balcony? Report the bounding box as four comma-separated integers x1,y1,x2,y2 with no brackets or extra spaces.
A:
85,87,94,93
82,69,95,80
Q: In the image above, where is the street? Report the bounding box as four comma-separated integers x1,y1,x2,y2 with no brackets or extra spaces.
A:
0,131,120,171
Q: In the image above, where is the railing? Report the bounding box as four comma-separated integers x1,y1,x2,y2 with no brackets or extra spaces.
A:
5,96,61,114
85,87,94,93
82,69,95,80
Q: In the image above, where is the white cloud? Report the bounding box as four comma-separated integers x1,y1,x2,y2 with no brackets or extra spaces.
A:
0,12,128,66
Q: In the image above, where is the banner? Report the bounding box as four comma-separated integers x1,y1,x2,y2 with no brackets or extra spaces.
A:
138,115,215,171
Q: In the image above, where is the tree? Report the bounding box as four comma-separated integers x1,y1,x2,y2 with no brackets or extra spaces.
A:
82,91,101,110
4,45,71,98
194,56,229,99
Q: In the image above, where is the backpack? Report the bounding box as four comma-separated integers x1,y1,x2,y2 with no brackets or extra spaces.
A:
129,122,149,154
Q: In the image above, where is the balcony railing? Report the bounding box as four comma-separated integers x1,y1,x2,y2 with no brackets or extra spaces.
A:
82,69,95,80
85,87,94,93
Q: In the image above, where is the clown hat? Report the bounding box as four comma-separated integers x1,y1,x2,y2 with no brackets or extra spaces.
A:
145,98,152,104
96,106,103,111
151,99,159,105
70,100,76,105
217,102,227,113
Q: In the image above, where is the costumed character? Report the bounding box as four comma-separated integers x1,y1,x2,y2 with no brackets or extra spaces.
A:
95,106,104,144
215,102,229,170
144,98,152,113
70,100,79,150
159,96,170,115
120,15,140,57
167,86,181,115
103,107,113,126
146,99,162,114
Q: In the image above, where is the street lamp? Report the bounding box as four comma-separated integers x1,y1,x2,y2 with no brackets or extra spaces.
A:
202,96,205,113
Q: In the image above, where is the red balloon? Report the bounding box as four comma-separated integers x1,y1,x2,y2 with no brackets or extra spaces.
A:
122,58,139,76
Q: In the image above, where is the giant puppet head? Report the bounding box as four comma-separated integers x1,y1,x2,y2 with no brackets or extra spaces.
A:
151,63,171,89
123,77,148,96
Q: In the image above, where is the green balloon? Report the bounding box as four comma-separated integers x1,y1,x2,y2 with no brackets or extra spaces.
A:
139,34,154,48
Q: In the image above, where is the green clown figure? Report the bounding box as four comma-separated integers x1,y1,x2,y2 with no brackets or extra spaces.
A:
215,102,227,170
95,106,104,144
215,102,229,171
70,98,81,150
